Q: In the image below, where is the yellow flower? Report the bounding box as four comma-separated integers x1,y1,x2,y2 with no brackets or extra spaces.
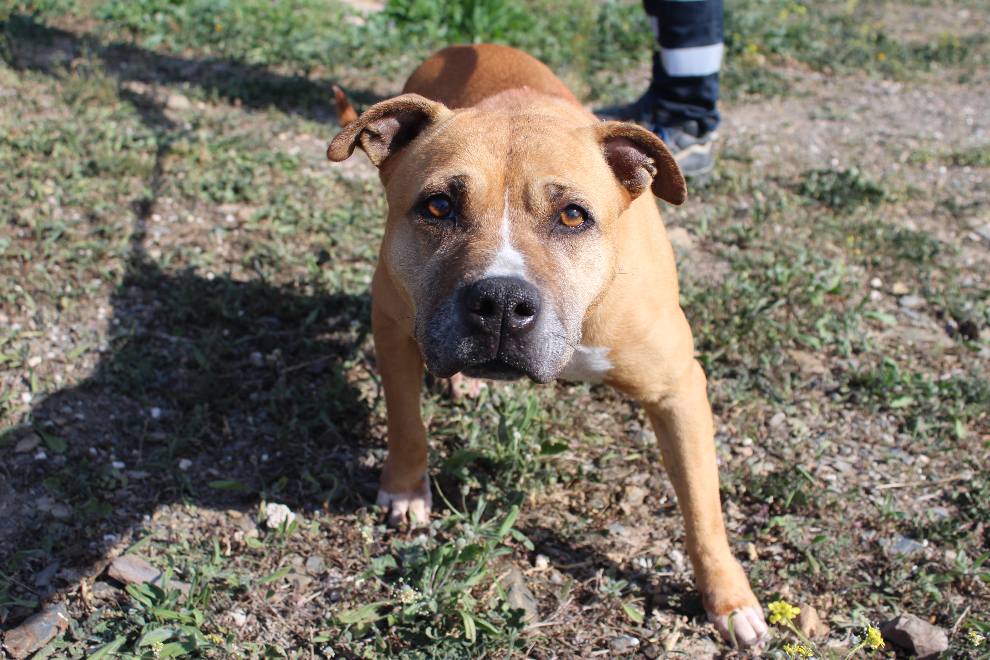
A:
877,53,886,61
151,642,164,660
768,601,801,625
866,626,885,650
784,643,813,658
969,630,987,647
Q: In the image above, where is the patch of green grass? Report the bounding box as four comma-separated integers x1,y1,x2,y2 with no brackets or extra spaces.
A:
841,357,990,437
800,167,886,212
329,501,529,658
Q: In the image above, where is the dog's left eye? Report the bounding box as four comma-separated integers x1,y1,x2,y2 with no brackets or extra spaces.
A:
559,204,587,228
425,194,453,219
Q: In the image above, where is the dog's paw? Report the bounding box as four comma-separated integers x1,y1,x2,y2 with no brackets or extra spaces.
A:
376,471,432,527
708,606,768,650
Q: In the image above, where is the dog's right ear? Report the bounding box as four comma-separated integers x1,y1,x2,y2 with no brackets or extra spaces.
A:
327,94,451,168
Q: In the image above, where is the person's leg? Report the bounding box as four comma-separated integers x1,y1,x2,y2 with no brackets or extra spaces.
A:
598,0,723,179
643,0,723,136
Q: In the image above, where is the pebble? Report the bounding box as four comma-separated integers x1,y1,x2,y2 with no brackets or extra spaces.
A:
230,609,247,627
623,485,648,508
745,542,759,562
795,603,829,638
178,458,193,471
250,351,265,367
768,412,787,428
898,295,926,309
869,277,883,288
500,566,539,623
165,93,192,110
262,503,296,528
14,434,42,454
534,555,550,571
611,635,640,654
881,534,926,557
108,555,190,598
891,282,910,295
305,555,326,574
881,613,948,660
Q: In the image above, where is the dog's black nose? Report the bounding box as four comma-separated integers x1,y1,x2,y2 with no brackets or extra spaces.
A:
465,276,540,336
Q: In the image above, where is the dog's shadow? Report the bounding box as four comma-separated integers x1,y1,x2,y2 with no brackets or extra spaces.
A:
0,252,382,620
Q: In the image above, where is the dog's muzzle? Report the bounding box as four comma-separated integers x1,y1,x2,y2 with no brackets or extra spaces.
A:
417,276,570,383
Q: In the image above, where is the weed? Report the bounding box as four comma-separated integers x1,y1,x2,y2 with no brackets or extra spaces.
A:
800,167,886,212
328,499,528,657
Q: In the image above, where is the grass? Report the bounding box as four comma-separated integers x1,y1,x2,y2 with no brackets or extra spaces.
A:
1,0,990,657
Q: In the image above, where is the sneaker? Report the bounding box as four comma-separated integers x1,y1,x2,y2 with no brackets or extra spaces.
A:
596,98,716,182
595,91,654,127
651,121,715,182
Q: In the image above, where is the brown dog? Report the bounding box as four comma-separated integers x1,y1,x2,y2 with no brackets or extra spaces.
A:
328,44,768,648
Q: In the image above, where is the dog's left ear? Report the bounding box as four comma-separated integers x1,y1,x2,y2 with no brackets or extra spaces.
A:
328,93,452,167
587,121,687,205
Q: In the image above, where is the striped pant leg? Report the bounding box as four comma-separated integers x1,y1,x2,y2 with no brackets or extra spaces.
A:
642,0,723,135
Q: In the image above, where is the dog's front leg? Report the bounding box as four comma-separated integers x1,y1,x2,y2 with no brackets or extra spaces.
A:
371,269,431,527
641,360,767,649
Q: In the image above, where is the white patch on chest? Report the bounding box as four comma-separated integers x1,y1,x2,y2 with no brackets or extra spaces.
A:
557,345,613,383
483,187,528,278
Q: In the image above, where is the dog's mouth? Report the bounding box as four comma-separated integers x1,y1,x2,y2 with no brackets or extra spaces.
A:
460,359,528,381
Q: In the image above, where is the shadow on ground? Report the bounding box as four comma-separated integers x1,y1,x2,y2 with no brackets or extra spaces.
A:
0,245,383,617
0,12,385,128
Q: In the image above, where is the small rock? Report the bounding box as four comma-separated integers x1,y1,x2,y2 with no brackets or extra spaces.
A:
91,582,118,599
34,561,60,588
789,350,825,374
165,93,191,110
262,503,296,529
869,277,883,288
882,534,926,557
745,542,759,562
1,602,70,659
642,642,659,659
668,549,685,566
250,351,265,367
14,434,42,454
611,635,640,654
869,290,883,302
638,428,657,446
898,295,926,309
795,603,829,638
768,412,787,428
623,485,648,508
891,282,910,295
500,566,539,623
832,459,853,473
533,555,550,571
286,569,313,591
881,613,949,660
305,556,326,574
108,555,190,597
230,609,247,627
177,458,193,471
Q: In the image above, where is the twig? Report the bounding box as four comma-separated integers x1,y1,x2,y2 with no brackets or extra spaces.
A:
524,596,574,632
281,355,335,374
873,473,970,490
950,605,971,637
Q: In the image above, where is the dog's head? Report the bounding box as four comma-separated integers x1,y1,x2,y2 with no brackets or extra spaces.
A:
328,93,685,383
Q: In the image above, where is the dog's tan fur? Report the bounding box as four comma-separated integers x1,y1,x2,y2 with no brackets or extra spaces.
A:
328,43,768,648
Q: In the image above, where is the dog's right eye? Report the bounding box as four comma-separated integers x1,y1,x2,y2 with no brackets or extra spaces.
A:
424,194,453,219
